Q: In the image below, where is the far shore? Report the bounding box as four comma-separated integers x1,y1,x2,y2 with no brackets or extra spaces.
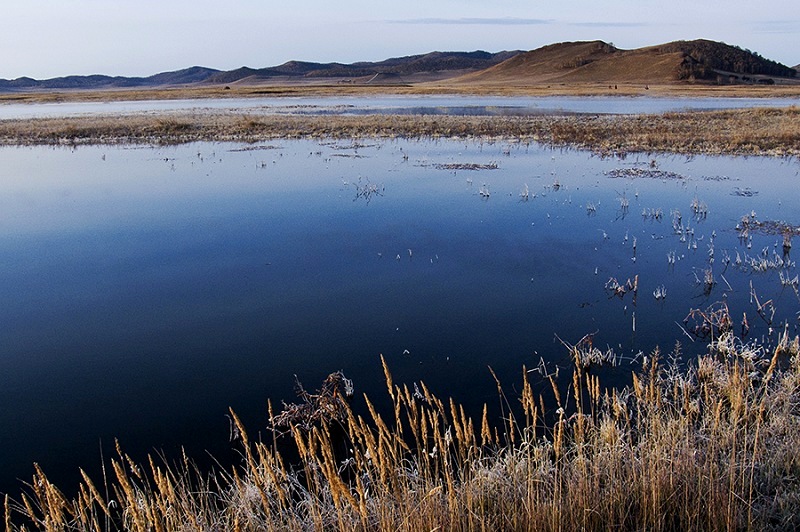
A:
2,81,800,104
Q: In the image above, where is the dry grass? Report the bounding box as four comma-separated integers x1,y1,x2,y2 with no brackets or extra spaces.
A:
2,82,800,104
5,332,800,531
0,107,798,156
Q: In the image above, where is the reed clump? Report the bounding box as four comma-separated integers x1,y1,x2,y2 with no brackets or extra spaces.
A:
0,107,798,156
6,337,800,531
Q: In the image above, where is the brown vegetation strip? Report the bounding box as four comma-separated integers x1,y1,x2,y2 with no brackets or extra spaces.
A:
0,107,798,156
3,82,800,104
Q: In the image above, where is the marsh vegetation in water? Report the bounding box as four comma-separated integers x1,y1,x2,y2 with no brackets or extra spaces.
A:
0,138,798,496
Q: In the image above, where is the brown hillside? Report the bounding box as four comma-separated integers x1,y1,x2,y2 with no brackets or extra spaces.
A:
451,40,796,86
453,41,691,85
557,47,687,83
453,41,619,84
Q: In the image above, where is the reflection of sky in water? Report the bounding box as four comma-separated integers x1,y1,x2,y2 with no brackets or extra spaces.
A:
0,140,799,495
1,95,800,119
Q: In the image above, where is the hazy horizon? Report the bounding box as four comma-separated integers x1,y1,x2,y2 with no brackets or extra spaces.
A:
1,0,798,80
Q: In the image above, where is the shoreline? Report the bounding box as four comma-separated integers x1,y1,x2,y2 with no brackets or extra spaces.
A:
2,82,800,104
0,106,797,157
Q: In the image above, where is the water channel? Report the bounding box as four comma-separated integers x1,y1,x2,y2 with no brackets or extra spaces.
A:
1,94,799,119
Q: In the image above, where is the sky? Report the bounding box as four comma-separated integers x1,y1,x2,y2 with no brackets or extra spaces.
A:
1,0,798,79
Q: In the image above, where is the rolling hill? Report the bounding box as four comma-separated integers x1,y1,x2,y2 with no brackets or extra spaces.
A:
202,51,520,84
452,39,798,86
0,51,519,91
0,66,220,91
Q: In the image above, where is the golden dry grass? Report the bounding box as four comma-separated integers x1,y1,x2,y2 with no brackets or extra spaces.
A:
450,42,688,85
0,107,797,156
1,81,799,105
5,334,800,531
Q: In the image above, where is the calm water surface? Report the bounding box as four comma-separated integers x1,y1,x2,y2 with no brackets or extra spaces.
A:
0,94,799,119
1,139,799,495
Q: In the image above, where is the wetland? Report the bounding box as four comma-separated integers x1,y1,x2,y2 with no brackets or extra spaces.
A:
1,92,800,529
1,133,799,498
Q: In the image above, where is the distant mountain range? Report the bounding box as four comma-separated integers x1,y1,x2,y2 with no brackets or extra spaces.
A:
203,50,520,85
0,40,795,91
0,51,518,91
0,66,220,91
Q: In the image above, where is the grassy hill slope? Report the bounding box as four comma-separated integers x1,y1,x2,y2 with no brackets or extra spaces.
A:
452,40,797,86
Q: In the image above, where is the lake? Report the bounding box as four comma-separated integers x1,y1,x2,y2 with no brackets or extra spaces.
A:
1,94,799,119
1,138,799,496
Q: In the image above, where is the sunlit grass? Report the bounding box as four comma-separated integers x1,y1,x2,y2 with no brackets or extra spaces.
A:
0,107,797,156
6,330,800,530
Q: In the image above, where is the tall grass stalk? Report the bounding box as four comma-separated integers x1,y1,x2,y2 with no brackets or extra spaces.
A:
6,340,800,530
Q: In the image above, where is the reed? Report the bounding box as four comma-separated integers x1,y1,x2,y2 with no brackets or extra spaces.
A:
5,331,800,531
0,107,798,156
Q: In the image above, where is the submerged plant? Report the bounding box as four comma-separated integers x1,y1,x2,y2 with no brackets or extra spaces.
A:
520,183,530,200
558,333,619,370
653,285,667,300
605,275,638,301
641,207,663,221
667,250,677,265
353,177,384,203
690,196,708,218
684,301,733,340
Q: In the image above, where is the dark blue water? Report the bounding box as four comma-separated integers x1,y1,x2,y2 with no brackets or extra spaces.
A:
1,140,798,497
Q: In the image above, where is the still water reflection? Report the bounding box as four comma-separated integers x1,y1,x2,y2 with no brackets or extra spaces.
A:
0,94,799,119
0,139,798,495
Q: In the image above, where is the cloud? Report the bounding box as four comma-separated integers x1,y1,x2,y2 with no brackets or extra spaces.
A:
752,20,800,34
389,17,554,26
569,21,649,28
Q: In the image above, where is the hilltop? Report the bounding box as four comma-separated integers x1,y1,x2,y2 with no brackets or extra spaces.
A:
452,39,798,86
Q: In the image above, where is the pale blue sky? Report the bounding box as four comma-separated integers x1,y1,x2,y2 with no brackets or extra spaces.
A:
1,0,797,79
